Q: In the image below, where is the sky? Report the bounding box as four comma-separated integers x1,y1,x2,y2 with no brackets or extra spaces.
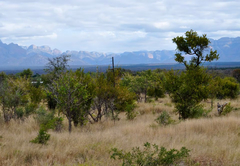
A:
0,0,240,53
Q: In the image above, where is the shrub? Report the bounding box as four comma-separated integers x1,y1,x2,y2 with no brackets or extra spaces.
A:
155,111,173,126
53,117,63,132
35,106,54,126
125,104,137,120
188,104,211,119
15,107,25,119
25,103,37,117
30,127,50,145
221,103,233,116
110,142,190,166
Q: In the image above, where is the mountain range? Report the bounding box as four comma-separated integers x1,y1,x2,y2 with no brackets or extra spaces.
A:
0,37,240,67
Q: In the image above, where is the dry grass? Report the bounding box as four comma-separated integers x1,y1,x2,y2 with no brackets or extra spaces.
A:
1,97,240,165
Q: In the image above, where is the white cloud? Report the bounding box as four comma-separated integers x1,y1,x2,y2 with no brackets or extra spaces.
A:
154,22,170,30
0,0,240,52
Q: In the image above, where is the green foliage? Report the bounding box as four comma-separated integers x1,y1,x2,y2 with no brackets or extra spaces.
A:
25,103,37,117
165,67,211,119
208,76,239,109
18,68,33,78
216,77,239,99
35,106,54,128
0,71,7,83
28,85,45,104
187,104,211,119
47,70,91,132
155,111,173,126
232,69,240,82
221,103,233,116
46,93,57,110
110,142,190,166
172,29,219,69
90,69,136,122
121,69,165,103
35,106,64,132
125,103,137,120
0,76,30,122
15,107,25,119
31,107,63,144
53,117,64,132
33,107,53,144
30,127,50,145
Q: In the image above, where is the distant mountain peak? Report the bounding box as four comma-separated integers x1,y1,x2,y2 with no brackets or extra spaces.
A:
28,44,38,50
0,36,240,67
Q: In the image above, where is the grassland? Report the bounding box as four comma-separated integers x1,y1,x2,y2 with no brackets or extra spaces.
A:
1,96,240,166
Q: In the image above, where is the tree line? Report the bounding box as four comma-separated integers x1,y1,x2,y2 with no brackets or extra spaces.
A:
0,30,239,136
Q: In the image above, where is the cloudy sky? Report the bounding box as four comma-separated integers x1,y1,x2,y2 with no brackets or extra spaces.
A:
0,0,240,52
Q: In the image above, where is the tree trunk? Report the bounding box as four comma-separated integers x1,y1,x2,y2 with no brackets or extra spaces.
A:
144,90,147,103
68,117,72,133
211,98,213,109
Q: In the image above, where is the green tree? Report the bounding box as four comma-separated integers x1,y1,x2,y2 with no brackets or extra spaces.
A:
19,68,33,78
165,30,219,119
71,69,95,127
44,55,71,110
165,67,211,119
45,54,70,79
90,71,112,122
172,29,219,69
89,69,136,122
147,70,165,101
0,76,30,122
47,70,90,133
208,76,222,108
121,70,165,103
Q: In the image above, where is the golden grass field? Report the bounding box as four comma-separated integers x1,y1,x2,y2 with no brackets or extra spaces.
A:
1,96,240,166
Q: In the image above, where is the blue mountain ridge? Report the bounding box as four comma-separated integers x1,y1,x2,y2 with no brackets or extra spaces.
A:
0,37,239,67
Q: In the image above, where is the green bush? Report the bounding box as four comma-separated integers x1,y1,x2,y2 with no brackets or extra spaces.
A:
30,127,50,145
221,103,233,116
53,117,63,132
25,103,37,117
35,106,54,126
125,104,137,120
31,106,63,144
110,142,190,166
15,107,24,119
155,111,173,126
188,105,211,119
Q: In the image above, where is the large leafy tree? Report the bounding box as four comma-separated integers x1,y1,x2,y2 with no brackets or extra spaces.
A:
48,70,90,133
172,29,219,69
166,30,219,119
43,55,71,110
165,68,211,119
